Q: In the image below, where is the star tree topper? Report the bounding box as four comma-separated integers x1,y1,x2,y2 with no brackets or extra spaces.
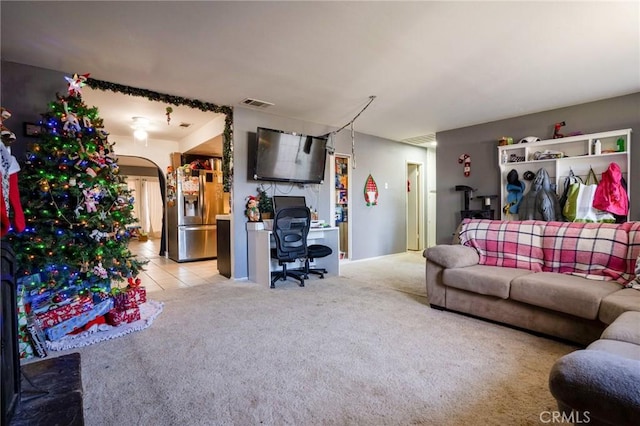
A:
65,73,90,96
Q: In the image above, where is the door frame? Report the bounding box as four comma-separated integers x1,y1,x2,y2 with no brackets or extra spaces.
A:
406,161,425,251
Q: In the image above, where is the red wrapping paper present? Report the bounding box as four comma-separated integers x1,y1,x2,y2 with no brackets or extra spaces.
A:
106,306,141,326
35,296,94,329
113,286,146,310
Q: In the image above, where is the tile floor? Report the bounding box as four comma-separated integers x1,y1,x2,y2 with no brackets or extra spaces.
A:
128,238,226,293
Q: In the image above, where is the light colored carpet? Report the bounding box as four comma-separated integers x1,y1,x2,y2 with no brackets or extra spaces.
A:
49,252,576,425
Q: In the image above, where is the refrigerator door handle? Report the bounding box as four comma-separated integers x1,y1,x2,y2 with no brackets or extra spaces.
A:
199,171,205,223
181,225,217,231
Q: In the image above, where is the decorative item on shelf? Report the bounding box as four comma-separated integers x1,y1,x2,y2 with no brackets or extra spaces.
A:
245,196,260,222
498,136,513,146
256,187,273,219
510,153,526,162
617,138,625,152
553,121,566,139
518,136,540,144
188,159,211,170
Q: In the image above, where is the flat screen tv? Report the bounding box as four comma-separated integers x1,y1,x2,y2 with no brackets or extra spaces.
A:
252,127,328,184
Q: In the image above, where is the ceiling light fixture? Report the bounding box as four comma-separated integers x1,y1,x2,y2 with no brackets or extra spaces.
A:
131,117,150,146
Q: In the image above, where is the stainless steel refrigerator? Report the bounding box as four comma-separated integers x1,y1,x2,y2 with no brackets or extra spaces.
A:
167,168,223,262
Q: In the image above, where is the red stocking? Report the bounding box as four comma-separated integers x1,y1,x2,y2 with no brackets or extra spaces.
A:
0,172,25,236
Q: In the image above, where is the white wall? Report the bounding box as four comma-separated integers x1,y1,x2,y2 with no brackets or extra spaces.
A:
108,134,178,171
179,115,226,153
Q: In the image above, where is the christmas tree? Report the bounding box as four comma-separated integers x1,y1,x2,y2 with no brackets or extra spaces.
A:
7,74,145,296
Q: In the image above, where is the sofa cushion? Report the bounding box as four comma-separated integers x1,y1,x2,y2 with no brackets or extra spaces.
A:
601,311,640,346
587,339,640,361
541,221,630,285
424,245,479,269
510,272,621,320
599,288,640,324
459,219,545,271
442,265,532,299
549,349,640,426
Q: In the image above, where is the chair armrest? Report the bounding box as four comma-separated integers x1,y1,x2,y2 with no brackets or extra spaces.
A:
424,245,479,268
549,350,640,425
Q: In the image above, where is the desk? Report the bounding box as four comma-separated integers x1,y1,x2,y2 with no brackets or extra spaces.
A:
247,222,340,286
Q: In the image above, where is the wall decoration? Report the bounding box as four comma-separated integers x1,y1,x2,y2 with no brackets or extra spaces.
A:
364,174,378,206
458,154,471,177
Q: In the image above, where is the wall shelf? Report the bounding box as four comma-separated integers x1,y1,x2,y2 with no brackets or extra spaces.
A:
498,128,631,220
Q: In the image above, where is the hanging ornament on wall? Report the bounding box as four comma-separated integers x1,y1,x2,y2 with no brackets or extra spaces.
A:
364,174,378,206
458,154,471,177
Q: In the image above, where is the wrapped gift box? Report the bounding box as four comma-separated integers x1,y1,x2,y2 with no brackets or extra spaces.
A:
45,298,113,341
113,286,146,310
35,296,94,329
16,285,35,359
27,318,48,358
106,306,141,326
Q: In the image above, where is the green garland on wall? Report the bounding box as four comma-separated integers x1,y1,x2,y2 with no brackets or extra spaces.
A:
85,78,234,191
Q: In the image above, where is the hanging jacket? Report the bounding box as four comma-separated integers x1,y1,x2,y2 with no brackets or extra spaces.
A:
518,168,563,221
593,162,628,216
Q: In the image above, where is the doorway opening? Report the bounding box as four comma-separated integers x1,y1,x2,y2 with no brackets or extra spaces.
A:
406,162,424,251
331,154,352,260
118,155,167,255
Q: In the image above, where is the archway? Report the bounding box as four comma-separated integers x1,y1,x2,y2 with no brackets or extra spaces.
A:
82,80,234,258
84,78,233,190
118,155,167,255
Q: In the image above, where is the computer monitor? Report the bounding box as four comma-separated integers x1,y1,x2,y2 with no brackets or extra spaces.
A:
272,196,306,213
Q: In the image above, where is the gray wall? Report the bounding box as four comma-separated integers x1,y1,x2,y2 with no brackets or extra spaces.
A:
435,92,640,244
232,107,430,278
1,61,67,160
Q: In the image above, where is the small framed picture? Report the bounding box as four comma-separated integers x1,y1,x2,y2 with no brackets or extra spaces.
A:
24,122,43,137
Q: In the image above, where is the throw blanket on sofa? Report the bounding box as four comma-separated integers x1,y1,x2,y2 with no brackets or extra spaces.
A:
459,219,639,286
458,220,545,271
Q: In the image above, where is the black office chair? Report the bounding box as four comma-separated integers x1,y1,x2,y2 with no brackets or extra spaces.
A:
270,206,311,288
305,244,333,279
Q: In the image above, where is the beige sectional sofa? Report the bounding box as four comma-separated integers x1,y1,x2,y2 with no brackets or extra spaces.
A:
424,219,640,345
425,219,640,425
549,311,640,425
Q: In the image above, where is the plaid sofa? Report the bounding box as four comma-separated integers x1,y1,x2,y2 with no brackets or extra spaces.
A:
425,219,640,346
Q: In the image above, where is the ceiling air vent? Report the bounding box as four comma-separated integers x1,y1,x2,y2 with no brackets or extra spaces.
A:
240,98,274,109
401,133,437,148
179,122,192,128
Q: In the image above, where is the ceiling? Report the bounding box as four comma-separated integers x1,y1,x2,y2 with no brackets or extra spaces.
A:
1,1,639,145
